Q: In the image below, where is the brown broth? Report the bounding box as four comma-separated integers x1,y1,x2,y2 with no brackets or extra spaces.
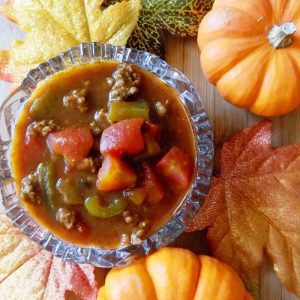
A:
11,61,196,249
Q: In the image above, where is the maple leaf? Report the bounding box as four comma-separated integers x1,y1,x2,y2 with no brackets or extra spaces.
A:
103,0,214,57
0,50,36,87
0,0,140,85
186,120,300,299
0,215,101,300
0,0,15,22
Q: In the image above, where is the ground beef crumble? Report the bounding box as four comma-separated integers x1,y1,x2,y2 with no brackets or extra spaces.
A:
21,173,41,203
63,82,89,113
56,207,76,230
130,220,148,245
65,157,101,174
76,157,101,173
107,63,141,102
120,211,149,246
131,229,144,245
89,109,110,135
28,119,60,137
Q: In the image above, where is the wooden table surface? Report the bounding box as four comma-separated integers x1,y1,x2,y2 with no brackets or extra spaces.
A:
0,11,299,300
165,35,300,300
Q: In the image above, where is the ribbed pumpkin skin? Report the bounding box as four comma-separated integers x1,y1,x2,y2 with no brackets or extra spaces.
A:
98,247,252,300
198,0,300,117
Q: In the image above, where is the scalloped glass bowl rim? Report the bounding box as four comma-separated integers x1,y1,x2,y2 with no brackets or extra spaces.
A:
0,42,214,267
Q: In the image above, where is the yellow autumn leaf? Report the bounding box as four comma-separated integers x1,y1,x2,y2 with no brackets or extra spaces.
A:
7,0,140,65
0,0,140,87
85,0,141,44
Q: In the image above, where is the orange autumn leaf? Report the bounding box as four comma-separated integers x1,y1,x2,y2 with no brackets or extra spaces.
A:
186,120,300,298
0,215,99,300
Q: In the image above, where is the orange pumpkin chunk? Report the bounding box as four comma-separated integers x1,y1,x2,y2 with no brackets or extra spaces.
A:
97,155,137,191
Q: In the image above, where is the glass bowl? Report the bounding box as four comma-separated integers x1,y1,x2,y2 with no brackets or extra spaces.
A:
0,43,214,267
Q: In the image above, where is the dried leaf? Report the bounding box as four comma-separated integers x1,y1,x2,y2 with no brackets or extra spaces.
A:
0,50,37,90
186,120,300,298
128,0,214,57
103,0,214,57
0,0,140,85
0,215,99,300
86,0,141,45
10,0,140,64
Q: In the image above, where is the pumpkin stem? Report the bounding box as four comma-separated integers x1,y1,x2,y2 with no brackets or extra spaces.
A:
268,23,296,48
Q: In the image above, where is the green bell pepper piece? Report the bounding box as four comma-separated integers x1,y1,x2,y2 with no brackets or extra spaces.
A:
84,196,126,218
56,177,83,205
108,101,149,122
37,162,56,208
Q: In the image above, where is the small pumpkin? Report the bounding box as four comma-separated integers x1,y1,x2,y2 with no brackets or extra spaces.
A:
198,0,300,117
97,247,252,300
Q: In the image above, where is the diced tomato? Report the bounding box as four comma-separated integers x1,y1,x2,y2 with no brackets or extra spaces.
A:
124,187,147,205
47,126,94,163
144,122,161,139
22,134,47,173
25,134,47,159
156,146,194,191
97,155,137,191
100,118,144,155
142,164,165,205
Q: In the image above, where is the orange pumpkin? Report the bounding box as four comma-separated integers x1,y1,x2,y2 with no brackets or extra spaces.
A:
198,0,300,117
97,247,252,300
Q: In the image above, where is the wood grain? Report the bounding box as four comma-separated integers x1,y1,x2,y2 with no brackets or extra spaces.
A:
0,11,299,299
165,34,299,300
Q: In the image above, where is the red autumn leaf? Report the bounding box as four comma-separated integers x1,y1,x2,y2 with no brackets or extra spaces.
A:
186,120,300,298
0,215,100,299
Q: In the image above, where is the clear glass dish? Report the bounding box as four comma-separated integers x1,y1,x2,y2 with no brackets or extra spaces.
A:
0,43,214,267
